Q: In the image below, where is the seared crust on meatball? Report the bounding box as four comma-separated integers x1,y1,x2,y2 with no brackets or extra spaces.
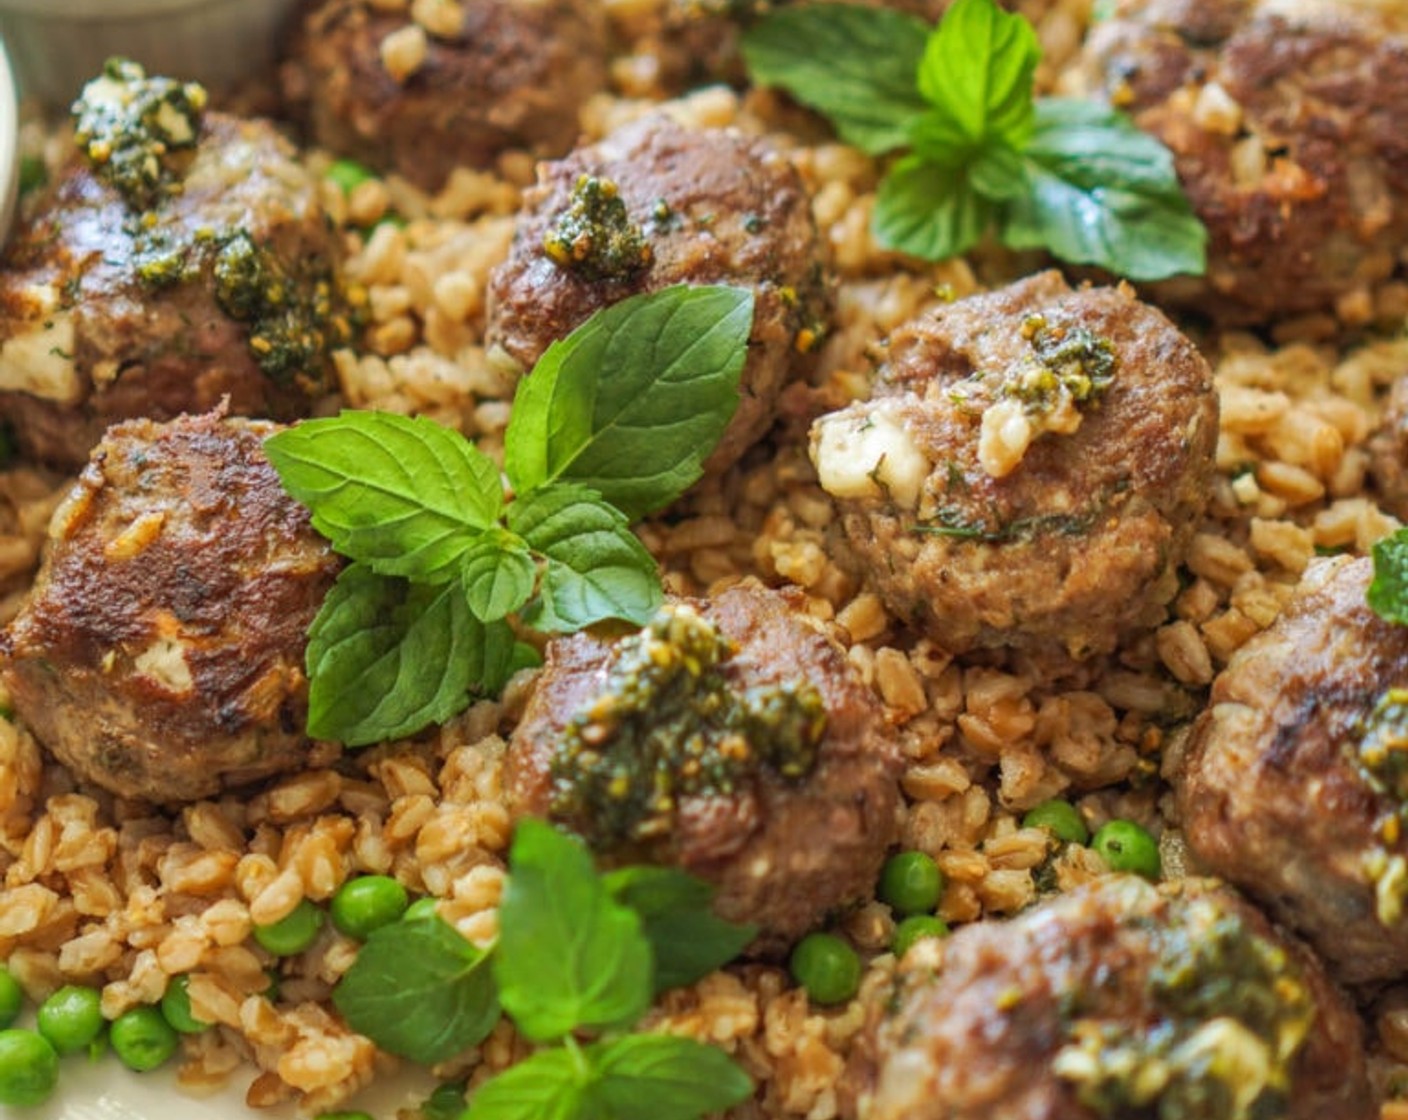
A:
0,112,345,469
281,0,608,191
1064,0,1408,323
485,113,828,473
1370,377,1408,520
811,271,1217,662
1177,554,1408,985
0,412,341,804
506,583,901,946
857,876,1372,1120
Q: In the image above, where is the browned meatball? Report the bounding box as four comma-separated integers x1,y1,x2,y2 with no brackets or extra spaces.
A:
1177,554,1408,986
281,0,608,191
1370,376,1408,519
485,113,828,473
811,271,1217,663
506,583,901,946
1063,0,1408,324
0,412,341,804
0,65,346,469
857,876,1372,1120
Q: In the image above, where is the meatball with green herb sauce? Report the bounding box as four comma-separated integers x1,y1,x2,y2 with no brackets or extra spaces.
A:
486,112,829,474
858,876,1373,1120
811,271,1218,665
0,59,351,469
1177,553,1408,986
506,584,902,948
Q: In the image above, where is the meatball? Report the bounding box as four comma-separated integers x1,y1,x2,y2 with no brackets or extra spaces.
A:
506,583,901,946
1370,376,1408,519
0,411,341,804
810,271,1217,662
1063,0,1408,324
485,113,828,473
858,876,1372,1120
0,63,347,469
1177,554,1408,986
281,0,608,191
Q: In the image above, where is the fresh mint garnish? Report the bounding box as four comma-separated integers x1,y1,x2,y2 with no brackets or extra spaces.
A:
331,912,500,1065
264,409,503,583
265,283,753,746
333,820,755,1120
303,564,515,744
1370,528,1408,626
508,484,663,634
494,820,653,1042
504,284,755,520
743,0,1207,280
603,866,758,993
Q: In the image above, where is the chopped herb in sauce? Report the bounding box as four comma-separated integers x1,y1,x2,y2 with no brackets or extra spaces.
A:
543,175,654,281
213,232,351,389
1054,897,1314,1120
72,57,207,212
1356,687,1408,804
549,604,825,848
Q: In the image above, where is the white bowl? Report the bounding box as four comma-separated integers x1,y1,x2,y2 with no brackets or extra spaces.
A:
0,35,17,247
0,0,299,108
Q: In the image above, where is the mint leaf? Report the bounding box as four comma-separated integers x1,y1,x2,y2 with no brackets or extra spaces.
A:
1002,98,1207,280
503,284,754,520
332,914,500,1064
591,1034,754,1120
1370,528,1408,626
305,564,508,745
494,820,654,1042
509,484,662,632
463,1043,593,1120
741,4,931,155
603,867,757,993
265,412,503,582
461,530,536,622
915,0,1039,150
873,155,994,261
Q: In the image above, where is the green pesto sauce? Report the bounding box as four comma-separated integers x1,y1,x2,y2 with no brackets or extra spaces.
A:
1355,687,1408,804
213,232,351,388
1004,316,1118,414
1055,898,1314,1120
72,57,207,212
549,605,826,849
543,175,654,281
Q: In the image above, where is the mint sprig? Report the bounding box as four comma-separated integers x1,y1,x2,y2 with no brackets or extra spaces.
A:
265,283,754,746
333,820,755,1120
743,0,1207,280
1370,528,1408,626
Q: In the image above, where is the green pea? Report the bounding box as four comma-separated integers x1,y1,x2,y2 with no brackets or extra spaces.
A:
0,967,22,1029
36,984,104,1056
1022,799,1090,846
254,899,325,957
403,897,441,922
110,1006,179,1072
789,932,862,1006
892,915,950,959
0,1029,58,1107
331,875,409,940
160,975,212,1034
1093,819,1161,880
326,158,376,195
877,851,944,916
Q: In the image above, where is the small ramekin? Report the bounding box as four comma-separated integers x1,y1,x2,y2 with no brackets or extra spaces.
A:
0,0,300,109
